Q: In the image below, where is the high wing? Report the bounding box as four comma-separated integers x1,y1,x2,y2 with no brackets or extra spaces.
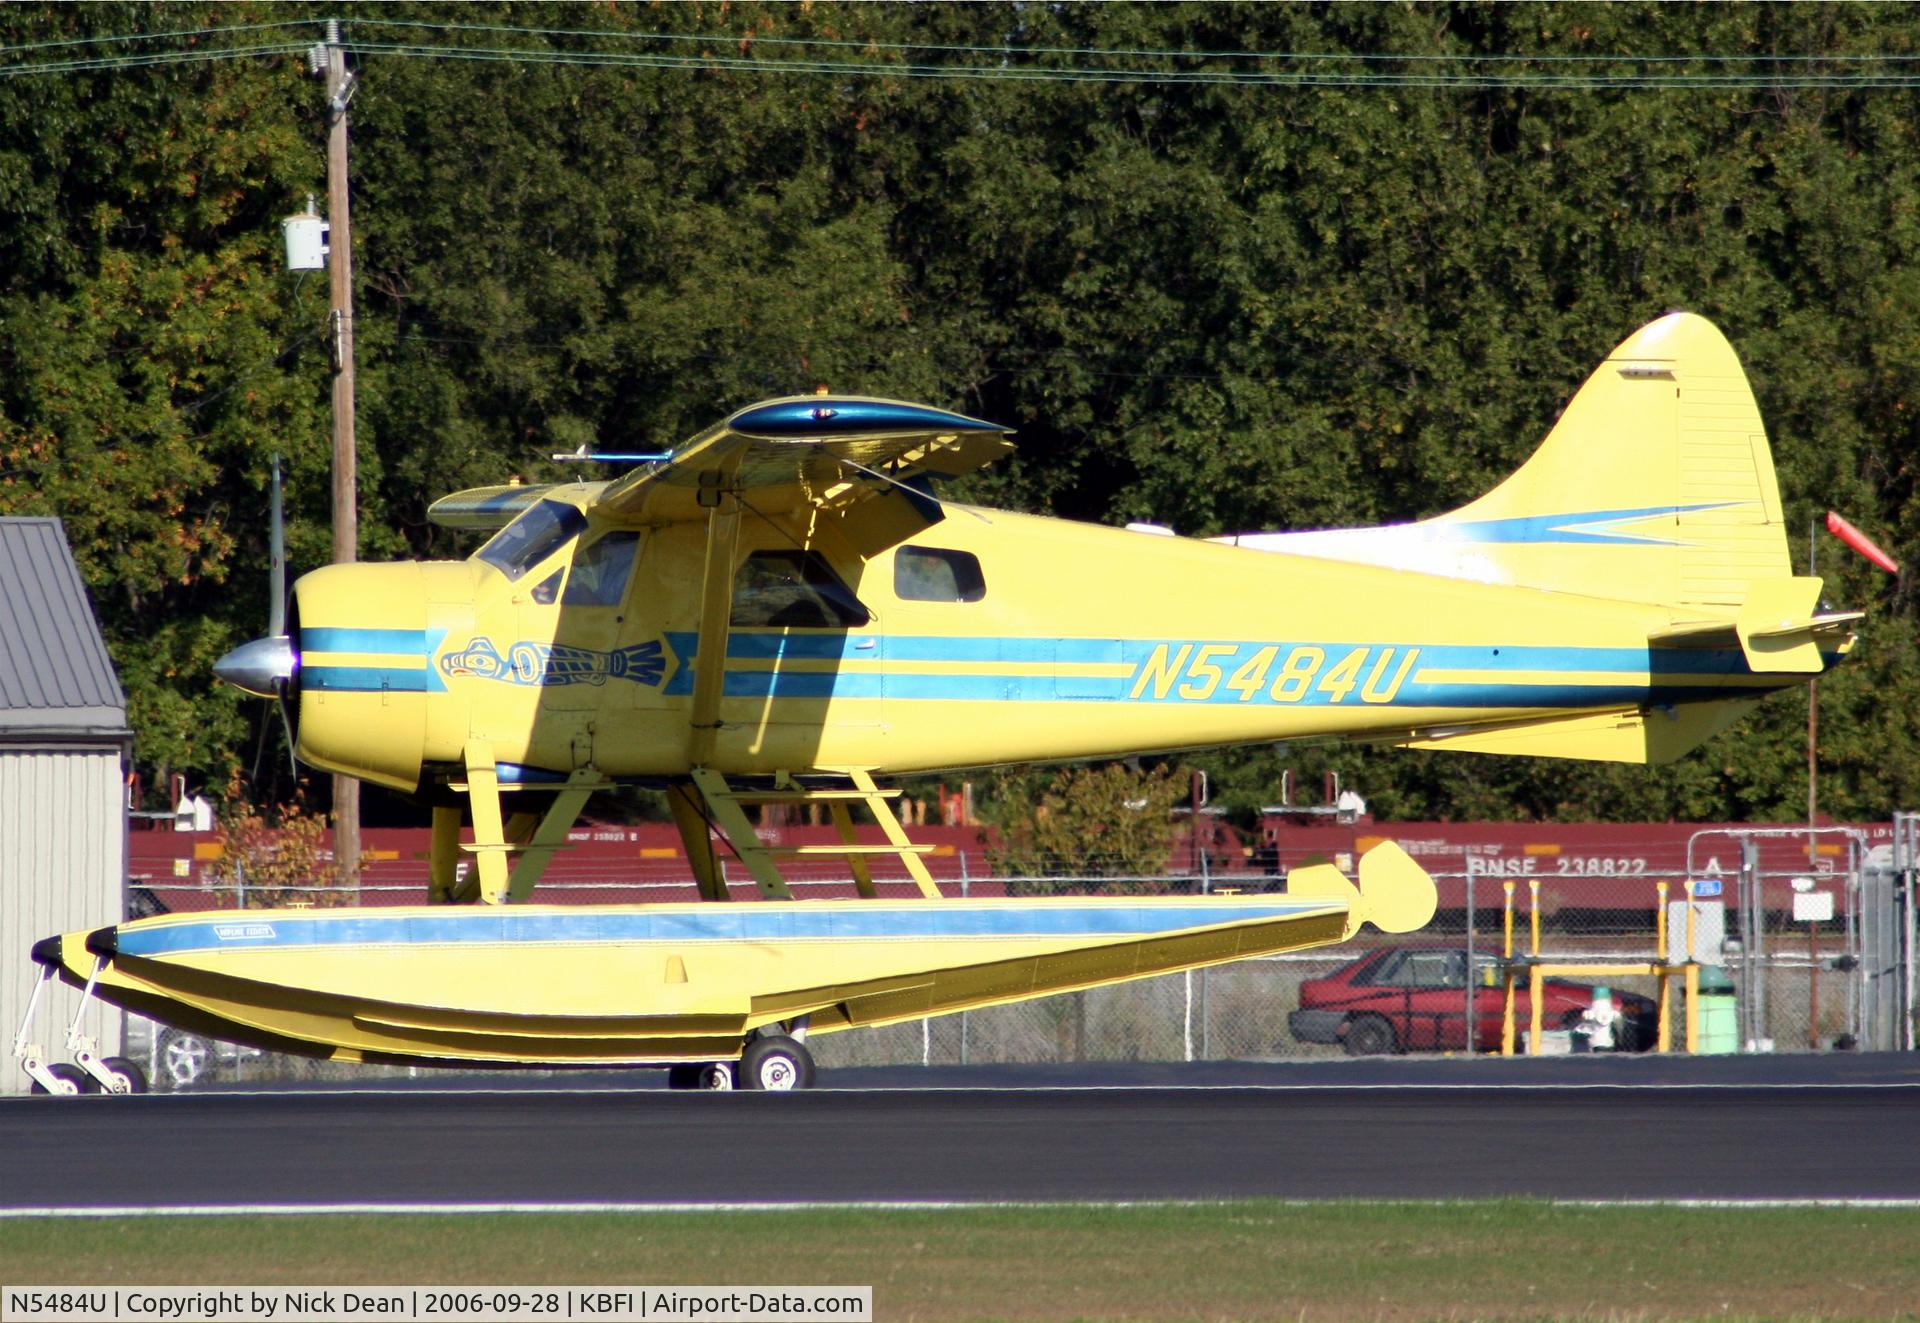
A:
591,396,1012,522
424,396,1009,532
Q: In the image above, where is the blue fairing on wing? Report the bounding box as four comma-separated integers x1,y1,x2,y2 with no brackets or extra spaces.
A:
112,901,1335,956
730,399,1003,438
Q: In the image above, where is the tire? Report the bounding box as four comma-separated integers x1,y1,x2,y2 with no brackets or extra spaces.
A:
155,1029,216,1091
100,1056,149,1094
1342,1014,1397,1057
29,1063,95,1095
666,1064,703,1090
738,1034,815,1091
699,1062,736,1090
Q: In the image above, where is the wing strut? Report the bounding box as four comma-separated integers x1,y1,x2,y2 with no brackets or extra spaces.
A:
445,744,606,904
679,770,943,901
686,485,741,768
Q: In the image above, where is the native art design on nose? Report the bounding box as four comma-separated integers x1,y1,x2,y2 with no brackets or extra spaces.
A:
439,637,667,688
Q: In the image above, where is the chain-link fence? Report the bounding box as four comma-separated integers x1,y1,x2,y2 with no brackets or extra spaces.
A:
119,827,1913,1089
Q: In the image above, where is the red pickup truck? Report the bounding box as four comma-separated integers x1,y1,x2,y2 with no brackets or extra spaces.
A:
1288,945,1658,1055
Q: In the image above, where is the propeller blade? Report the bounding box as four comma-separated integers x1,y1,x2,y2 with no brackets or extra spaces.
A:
268,455,286,638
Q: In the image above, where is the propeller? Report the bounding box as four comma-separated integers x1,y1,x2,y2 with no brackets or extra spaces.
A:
213,457,299,767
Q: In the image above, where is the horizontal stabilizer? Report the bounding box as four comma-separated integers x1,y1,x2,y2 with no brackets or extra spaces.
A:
1732,576,1850,673
1396,700,1758,765
428,483,578,530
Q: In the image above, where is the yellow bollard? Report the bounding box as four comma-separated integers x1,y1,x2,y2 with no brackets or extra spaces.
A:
1655,880,1671,1053
1529,963,1545,1057
1529,877,1542,958
1501,880,1517,1056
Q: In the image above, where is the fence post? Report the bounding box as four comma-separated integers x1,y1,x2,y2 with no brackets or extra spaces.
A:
1183,970,1194,1063
1464,871,1476,1054
1199,850,1211,1059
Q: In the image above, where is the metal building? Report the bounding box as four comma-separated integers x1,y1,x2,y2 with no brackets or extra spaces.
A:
2,517,131,1093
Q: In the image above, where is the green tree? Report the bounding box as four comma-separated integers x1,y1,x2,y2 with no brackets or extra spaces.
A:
985,761,1190,890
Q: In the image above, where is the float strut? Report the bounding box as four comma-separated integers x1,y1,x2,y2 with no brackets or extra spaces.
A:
66,956,132,1093
10,964,65,1094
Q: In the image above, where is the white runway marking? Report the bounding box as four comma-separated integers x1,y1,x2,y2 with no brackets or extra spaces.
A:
6,1198,1920,1218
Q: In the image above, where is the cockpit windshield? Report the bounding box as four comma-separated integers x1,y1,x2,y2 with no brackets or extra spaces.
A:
475,500,587,580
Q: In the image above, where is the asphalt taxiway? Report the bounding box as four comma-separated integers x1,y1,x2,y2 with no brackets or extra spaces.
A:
3,1055,1915,1212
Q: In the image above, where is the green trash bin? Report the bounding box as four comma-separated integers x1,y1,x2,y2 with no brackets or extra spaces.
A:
1693,963,1738,1054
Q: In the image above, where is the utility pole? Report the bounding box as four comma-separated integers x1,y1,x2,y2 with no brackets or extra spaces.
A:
314,20,360,886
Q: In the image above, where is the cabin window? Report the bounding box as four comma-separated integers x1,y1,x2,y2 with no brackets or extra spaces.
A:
731,550,870,628
529,569,562,605
563,532,640,607
476,500,587,580
894,546,985,603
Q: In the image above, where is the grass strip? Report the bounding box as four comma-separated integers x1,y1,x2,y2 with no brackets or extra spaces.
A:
3,1202,1918,1321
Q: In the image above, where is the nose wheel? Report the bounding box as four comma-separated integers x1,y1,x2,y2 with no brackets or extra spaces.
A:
13,955,151,1095
29,1063,95,1095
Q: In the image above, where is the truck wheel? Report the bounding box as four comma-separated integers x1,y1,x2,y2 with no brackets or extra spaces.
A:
1343,1014,1397,1057
156,1028,214,1091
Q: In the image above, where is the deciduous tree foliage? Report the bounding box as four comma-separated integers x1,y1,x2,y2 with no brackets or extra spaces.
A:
3,1,1916,826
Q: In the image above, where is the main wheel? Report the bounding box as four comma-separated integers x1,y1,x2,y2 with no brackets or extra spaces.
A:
1342,1014,1398,1057
29,1063,95,1095
666,1064,703,1090
699,1062,736,1091
155,1028,215,1091
739,1034,815,1091
99,1056,149,1094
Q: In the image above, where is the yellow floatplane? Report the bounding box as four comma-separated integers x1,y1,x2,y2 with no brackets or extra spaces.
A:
23,312,1854,1090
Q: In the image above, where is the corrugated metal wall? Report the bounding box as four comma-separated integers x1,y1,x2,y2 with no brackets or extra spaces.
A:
2,747,126,1093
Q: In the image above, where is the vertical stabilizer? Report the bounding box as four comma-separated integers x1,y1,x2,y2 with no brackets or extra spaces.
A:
1225,313,1794,609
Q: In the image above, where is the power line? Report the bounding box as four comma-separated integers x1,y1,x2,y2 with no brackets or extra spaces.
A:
0,19,318,57
0,42,308,78
5,18,1920,89
335,39,1920,89
339,18,1920,67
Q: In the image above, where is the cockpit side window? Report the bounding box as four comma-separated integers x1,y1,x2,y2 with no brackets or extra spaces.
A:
730,550,871,628
475,500,588,580
563,531,641,607
895,546,986,603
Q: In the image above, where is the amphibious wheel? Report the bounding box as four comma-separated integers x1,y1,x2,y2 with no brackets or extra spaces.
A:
1342,1014,1398,1058
739,1034,816,1091
99,1056,149,1094
699,1062,736,1091
666,1064,703,1090
29,1063,95,1096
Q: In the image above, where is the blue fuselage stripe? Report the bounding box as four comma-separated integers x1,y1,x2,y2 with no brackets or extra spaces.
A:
301,628,1794,708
